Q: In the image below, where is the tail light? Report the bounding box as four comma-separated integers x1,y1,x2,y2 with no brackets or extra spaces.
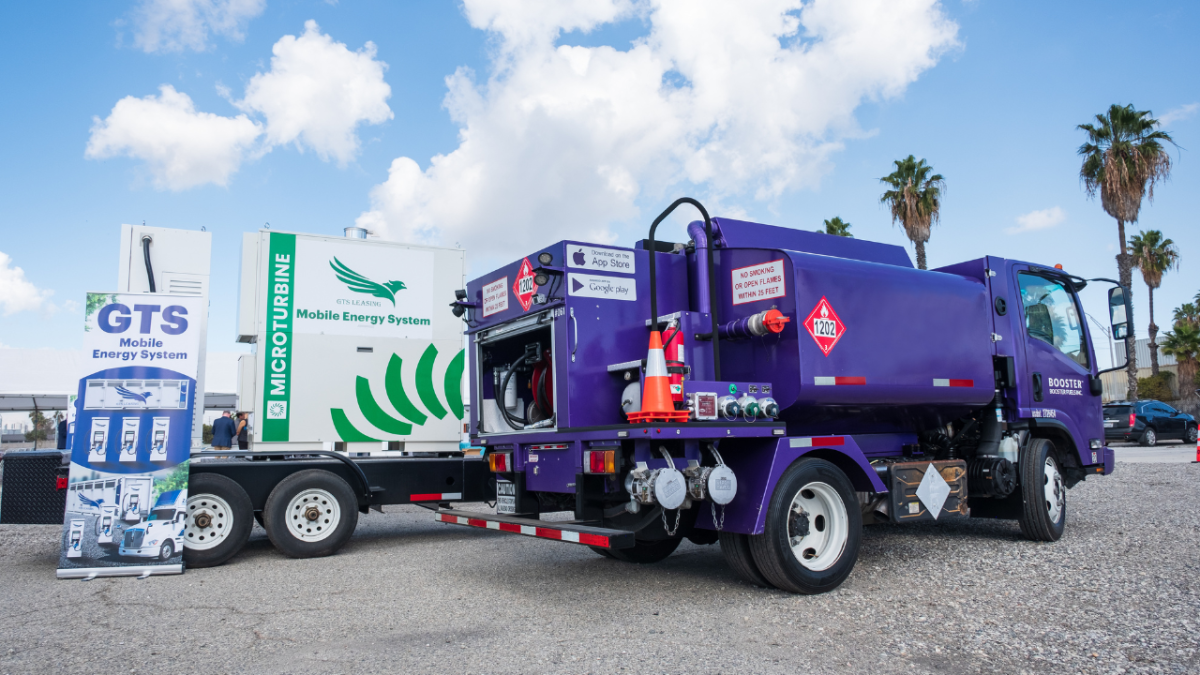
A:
584,449,616,474
1129,412,1136,427
488,452,512,473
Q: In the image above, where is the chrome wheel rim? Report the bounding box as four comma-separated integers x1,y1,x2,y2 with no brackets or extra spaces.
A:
1145,429,1156,445
787,481,849,571
1043,457,1065,523
286,489,340,542
186,493,234,551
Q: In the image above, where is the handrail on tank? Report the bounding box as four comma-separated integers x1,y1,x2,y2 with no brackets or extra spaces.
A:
647,198,721,380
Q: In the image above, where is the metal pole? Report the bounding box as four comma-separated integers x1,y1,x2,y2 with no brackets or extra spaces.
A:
1087,313,1115,370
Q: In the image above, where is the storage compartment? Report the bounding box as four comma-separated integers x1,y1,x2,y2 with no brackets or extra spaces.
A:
887,459,968,522
476,315,556,434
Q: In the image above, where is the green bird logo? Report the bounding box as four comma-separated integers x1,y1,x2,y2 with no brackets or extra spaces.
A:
330,257,407,306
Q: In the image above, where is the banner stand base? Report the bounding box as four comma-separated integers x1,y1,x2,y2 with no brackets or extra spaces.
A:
57,564,182,579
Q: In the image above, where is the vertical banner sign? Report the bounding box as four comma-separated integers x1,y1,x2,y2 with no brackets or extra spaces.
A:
262,233,296,441
57,293,203,579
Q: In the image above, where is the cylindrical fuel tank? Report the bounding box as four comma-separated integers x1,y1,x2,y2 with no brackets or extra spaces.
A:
715,248,996,427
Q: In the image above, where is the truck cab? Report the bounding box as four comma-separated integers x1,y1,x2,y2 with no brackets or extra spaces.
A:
119,490,186,561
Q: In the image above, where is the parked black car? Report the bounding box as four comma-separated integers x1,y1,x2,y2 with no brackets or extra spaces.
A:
1103,400,1198,446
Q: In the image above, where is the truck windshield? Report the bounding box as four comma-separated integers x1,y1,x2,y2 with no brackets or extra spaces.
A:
146,509,173,521
1018,273,1089,369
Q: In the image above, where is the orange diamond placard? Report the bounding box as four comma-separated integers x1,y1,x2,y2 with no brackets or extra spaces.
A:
804,296,845,356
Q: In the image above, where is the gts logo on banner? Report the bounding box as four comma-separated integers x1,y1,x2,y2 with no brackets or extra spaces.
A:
98,304,189,335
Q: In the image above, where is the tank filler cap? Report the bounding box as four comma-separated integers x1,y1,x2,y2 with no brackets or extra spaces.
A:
761,308,790,333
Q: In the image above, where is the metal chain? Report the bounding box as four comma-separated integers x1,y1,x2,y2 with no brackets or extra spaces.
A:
711,500,726,531
661,507,681,537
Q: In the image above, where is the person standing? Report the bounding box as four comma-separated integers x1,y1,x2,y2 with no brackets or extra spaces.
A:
211,411,236,450
235,412,249,450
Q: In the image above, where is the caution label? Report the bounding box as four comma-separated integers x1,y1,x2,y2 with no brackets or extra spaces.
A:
513,258,536,312
482,277,508,318
732,259,786,305
804,296,846,356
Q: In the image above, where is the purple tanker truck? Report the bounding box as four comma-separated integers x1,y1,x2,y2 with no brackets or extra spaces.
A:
440,198,1123,594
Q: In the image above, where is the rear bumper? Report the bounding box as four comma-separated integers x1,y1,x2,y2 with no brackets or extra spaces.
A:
435,508,636,549
1102,446,1115,475
1104,429,1134,441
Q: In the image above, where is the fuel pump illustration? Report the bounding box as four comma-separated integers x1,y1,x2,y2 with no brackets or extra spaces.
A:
67,520,85,558
148,417,169,462
119,418,140,464
87,417,110,463
96,505,120,547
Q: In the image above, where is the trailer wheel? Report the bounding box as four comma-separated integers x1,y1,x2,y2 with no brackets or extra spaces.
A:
1017,438,1066,542
183,473,254,568
749,458,861,594
718,531,773,588
263,470,359,559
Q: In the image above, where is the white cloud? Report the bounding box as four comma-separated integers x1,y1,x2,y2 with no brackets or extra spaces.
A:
1007,206,1066,235
132,0,266,53
0,251,54,316
1159,102,1199,126
88,22,391,189
238,20,393,165
86,85,263,191
357,0,959,267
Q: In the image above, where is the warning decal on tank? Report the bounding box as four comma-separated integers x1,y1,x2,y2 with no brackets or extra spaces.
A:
804,296,845,356
482,276,509,317
513,258,537,312
731,259,786,305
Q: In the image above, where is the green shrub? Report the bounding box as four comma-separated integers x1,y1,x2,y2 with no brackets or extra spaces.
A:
1137,372,1176,401
202,423,213,444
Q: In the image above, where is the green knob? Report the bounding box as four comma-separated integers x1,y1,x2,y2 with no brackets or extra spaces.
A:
728,383,737,394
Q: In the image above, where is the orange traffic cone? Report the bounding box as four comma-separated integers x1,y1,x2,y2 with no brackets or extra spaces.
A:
627,331,689,424
1193,436,1199,464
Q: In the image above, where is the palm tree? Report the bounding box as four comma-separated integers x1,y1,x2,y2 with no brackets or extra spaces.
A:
1078,104,1175,400
821,217,853,237
1175,301,1200,328
1161,322,1200,402
880,156,944,270
1129,230,1180,375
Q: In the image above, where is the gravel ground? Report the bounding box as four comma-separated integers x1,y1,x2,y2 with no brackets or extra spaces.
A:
1,463,1197,675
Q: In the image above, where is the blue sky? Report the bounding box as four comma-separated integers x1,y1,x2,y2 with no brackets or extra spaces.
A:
0,0,1197,371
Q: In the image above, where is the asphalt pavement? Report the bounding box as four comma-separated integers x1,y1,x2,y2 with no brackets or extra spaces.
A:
1,463,1198,674
1110,440,1198,464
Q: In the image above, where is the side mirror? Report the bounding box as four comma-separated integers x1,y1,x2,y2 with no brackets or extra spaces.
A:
1108,287,1130,340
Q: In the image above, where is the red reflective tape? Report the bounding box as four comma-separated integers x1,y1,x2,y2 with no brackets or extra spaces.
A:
498,522,521,534
535,527,562,540
835,377,865,385
411,493,442,501
813,436,845,446
948,379,974,387
56,476,68,490
578,533,610,547
438,513,454,523
467,518,488,528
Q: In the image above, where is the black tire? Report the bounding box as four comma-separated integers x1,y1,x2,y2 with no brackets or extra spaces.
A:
183,473,254,569
159,540,174,561
1139,427,1157,447
606,536,681,563
718,531,773,588
263,469,359,559
1017,438,1066,542
748,458,861,594
1185,424,1197,444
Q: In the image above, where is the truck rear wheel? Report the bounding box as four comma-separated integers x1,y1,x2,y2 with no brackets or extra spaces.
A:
1017,438,1066,542
183,473,254,568
748,458,861,594
263,470,359,559
718,531,773,588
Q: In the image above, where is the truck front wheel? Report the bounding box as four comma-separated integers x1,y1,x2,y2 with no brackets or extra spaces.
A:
263,470,359,559
1017,438,1066,542
748,458,862,594
184,473,254,568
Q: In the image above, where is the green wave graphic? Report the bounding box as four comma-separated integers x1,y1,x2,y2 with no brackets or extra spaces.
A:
416,344,448,420
356,376,413,435
331,408,379,441
443,349,465,420
384,354,428,426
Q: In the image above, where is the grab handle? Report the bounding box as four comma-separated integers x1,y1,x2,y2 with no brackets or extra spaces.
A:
570,307,578,362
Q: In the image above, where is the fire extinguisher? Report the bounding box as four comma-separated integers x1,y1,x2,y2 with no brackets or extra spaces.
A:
662,320,685,408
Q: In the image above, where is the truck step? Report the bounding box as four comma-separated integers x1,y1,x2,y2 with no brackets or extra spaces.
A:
436,509,636,549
